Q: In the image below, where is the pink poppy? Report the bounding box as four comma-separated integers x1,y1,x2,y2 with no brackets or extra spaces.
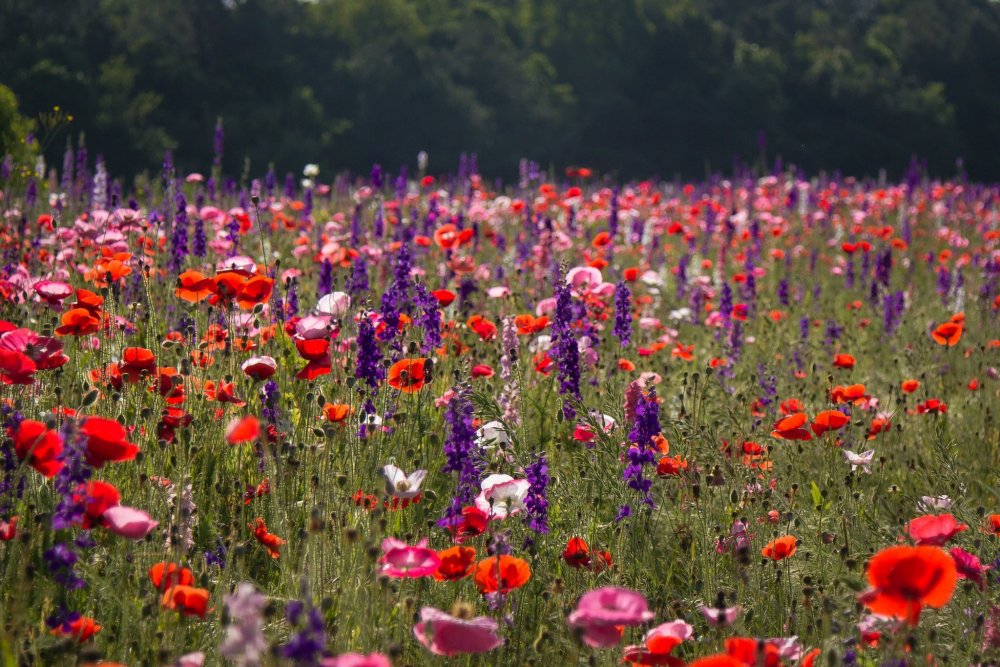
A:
906,513,968,546
33,280,74,308
241,356,277,381
950,547,990,590
320,654,391,667
379,538,440,578
103,505,159,539
316,291,351,317
413,607,503,656
699,605,742,627
567,587,655,648
296,315,333,340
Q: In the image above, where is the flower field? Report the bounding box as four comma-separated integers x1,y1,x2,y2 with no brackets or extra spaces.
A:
0,155,999,666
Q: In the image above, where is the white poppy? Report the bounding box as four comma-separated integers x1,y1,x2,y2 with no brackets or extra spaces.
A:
382,465,427,499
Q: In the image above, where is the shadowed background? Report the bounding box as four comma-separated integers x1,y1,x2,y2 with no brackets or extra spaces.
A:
2,0,1000,180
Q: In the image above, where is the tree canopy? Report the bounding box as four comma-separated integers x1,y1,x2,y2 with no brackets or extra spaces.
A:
2,0,999,180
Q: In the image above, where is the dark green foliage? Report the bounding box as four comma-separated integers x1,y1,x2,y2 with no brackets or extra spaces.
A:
2,0,1000,179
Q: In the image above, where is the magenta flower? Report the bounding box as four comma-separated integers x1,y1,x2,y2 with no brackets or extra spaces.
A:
378,538,440,578
102,506,159,539
413,607,503,656
698,604,742,627
319,653,391,667
567,587,655,648
950,547,990,590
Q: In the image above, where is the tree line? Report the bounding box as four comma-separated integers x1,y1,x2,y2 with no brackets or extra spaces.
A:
2,0,999,182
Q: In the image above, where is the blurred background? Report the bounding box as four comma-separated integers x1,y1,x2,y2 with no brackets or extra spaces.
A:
2,0,1000,181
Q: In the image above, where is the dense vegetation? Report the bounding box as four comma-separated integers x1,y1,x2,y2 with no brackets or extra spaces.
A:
3,0,1000,181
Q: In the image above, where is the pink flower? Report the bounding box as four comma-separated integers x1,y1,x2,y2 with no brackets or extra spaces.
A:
474,474,530,520
296,315,334,340
699,604,742,627
379,538,440,578
102,505,159,539
413,607,503,656
950,547,990,590
316,291,351,317
567,587,655,648
906,513,968,546
320,653,392,667
241,356,277,381
566,265,603,296
174,652,206,667
33,280,74,308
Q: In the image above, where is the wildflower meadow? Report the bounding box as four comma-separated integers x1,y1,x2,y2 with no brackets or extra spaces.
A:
0,146,999,667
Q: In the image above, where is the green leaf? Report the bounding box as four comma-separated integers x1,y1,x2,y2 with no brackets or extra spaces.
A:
810,481,822,508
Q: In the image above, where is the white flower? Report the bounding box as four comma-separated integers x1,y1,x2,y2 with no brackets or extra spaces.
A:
669,307,692,321
474,474,530,519
303,163,320,177
529,335,552,354
382,465,427,499
843,449,875,474
918,495,953,512
315,291,351,317
301,178,314,189
476,421,510,448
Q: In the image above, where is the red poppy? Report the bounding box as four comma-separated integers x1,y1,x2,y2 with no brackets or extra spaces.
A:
931,321,963,346
0,349,36,385
906,514,968,546
51,616,102,642
0,516,16,541
671,343,695,361
916,399,947,414
860,545,957,625
76,480,121,528
431,289,456,306
149,562,195,592
563,537,592,568
778,398,804,415
434,545,477,581
387,358,428,393
211,270,249,302
236,276,274,310
175,271,215,303
203,380,246,406
323,403,352,423
471,364,494,379
473,555,532,594
467,315,497,341
11,420,63,478
446,506,489,541
251,517,285,559
433,223,473,250
761,535,798,560
162,585,211,618
514,314,549,335
833,353,856,369
120,347,156,383
80,417,140,468
770,413,812,441
811,410,849,436
226,416,260,444
831,384,867,405
55,308,102,336
867,417,891,439
901,379,920,393
657,455,689,476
